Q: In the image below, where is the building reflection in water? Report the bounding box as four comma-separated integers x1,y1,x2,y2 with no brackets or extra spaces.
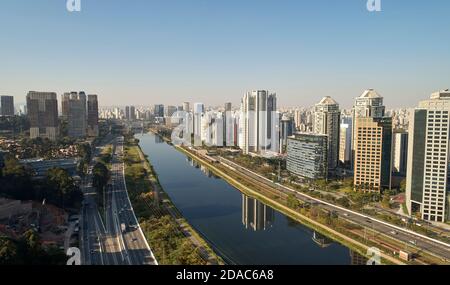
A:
186,157,219,178
155,135,165,144
312,231,333,248
242,194,274,231
349,249,368,265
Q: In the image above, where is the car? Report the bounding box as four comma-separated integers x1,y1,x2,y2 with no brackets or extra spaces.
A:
409,240,417,245
343,213,350,217
390,231,398,235
132,238,138,242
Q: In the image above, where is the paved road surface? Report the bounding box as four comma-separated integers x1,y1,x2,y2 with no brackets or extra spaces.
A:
216,156,450,263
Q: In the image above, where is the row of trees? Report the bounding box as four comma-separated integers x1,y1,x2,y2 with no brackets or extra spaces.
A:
0,230,66,265
0,154,83,209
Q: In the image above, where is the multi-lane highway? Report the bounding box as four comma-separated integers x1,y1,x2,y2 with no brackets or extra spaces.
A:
80,136,157,265
215,156,450,263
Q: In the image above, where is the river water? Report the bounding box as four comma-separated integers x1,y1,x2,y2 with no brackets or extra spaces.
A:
137,132,364,265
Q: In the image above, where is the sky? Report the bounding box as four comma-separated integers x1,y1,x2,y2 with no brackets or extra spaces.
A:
1,0,450,108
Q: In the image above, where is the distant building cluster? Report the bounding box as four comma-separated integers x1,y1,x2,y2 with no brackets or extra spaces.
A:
20,91,100,141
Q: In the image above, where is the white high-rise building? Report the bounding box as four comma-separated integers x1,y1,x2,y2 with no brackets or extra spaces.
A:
314,96,340,172
339,116,352,165
239,90,279,155
193,103,204,146
406,89,450,223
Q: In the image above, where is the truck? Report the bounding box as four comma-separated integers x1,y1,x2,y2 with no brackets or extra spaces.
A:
121,223,126,233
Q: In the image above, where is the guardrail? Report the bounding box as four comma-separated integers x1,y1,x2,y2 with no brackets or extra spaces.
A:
218,156,450,250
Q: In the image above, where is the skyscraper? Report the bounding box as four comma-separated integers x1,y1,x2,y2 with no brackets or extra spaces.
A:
353,117,392,192
339,116,353,165
314,96,340,172
125,106,131,121
239,90,279,155
130,106,136,121
280,114,294,153
67,92,87,138
61,92,72,120
182,102,190,113
406,89,450,223
87,95,99,137
392,131,408,174
154,104,165,118
351,89,386,169
26,91,59,141
193,103,204,145
286,133,328,180
1,96,14,116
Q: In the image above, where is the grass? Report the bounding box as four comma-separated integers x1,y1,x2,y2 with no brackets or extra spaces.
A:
123,139,223,265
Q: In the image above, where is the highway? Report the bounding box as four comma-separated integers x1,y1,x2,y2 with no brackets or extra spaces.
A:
215,155,450,263
106,136,158,265
80,135,157,265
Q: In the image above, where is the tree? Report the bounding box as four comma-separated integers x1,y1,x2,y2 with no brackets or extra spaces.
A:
381,192,391,209
0,154,34,200
44,167,82,209
0,237,19,265
399,179,407,193
92,162,110,206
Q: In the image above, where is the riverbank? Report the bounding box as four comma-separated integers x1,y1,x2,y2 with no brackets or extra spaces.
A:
123,135,224,265
174,145,408,265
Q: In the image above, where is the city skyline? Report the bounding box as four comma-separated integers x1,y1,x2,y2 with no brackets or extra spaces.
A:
1,1,450,108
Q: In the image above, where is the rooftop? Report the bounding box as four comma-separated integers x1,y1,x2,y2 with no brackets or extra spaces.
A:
317,96,338,105
430,89,450,100
359,89,382,99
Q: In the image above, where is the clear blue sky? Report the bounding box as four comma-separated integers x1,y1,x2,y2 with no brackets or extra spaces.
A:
1,0,449,108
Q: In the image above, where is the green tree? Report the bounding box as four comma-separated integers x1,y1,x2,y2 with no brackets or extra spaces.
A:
381,192,391,209
44,167,82,209
399,179,407,193
0,237,19,265
92,162,110,206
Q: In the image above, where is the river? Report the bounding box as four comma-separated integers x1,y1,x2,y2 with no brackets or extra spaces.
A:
136,132,365,265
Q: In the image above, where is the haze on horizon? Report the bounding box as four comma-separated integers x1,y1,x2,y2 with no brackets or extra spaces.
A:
1,0,449,109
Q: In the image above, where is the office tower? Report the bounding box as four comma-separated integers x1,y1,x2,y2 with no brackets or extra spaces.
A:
242,194,274,231
351,89,385,168
166,105,177,117
294,109,302,131
193,103,205,145
130,106,136,121
87,95,99,137
239,90,279,155
314,96,340,172
353,117,392,192
18,104,27,116
26,91,59,141
67,92,87,138
154,104,165,117
202,112,223,147
61,93,72,119
280,114,294,153
406,89,450,223
223,102,232,146
392,131,408,174
1,96,14,116
224,102,232,112
286,133,328,180
125,106,130,121
339,116,353,165
114,107,121,120
183,102,190,112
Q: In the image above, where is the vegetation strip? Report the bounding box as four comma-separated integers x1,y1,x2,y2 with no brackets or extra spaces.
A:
123,135,223,265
